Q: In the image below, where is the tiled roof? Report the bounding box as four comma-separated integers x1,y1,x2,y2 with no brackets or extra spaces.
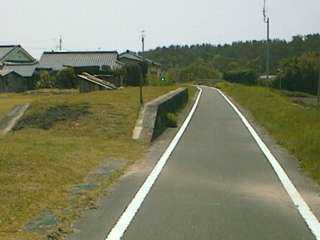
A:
119,51,161,66
0,45,18,61
0,45,36,63
3,62,38,77
38,51,121,71
119,51,143,62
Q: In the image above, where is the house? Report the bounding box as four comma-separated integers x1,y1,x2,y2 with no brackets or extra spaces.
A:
37,51,123,74
0,45,38,78
0,45,38,92
119,51,145,65
1,62,38,78
0,45,36,64
0,69,27,93
119,50,162,77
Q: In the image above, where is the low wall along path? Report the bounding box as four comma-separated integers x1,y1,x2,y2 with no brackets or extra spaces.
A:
132,88,188,142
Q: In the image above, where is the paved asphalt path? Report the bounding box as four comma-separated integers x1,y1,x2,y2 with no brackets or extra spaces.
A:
119,87,315,240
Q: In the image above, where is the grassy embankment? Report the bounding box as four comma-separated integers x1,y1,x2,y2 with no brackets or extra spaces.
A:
0,86,195,240
216,82,320,184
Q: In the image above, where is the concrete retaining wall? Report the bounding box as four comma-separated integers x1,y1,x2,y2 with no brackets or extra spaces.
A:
132,88,188,142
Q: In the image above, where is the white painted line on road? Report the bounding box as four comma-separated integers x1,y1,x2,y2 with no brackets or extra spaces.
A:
214,87,320,239
105,87,203,240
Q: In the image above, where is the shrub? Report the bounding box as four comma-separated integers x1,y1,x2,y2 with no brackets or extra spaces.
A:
36,71,56,89
147,73,175,86
179,60,221,82
112,67,127,86
166,113,178,128
56,68,78,89
257,76,277,87
123,63,143,86
275,52,319,94
223,68,257,85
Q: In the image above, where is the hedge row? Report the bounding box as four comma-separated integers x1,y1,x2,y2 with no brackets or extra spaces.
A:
223,69,257,85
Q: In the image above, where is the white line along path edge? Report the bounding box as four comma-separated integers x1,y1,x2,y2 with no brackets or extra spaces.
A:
105,87,203,240
214,87,320,239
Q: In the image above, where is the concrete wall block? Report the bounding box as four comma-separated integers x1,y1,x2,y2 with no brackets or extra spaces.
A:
132,88,188,142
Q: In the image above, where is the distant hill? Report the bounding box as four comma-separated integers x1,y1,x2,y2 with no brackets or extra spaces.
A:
145,33,320,75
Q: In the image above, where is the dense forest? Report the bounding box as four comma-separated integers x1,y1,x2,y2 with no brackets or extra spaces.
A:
146,33,320,73
145,34,320,94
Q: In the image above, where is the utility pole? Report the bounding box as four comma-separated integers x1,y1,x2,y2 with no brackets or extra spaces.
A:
263,0,270,81
59,35,62,51
140,30,146,106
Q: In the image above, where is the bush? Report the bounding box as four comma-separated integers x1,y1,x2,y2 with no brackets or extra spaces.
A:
223,68,257,85
123,63,143,86
56,68,78,89
165,113,178,128
257,76,277,87
36,71,56,89
166,68,180,82
111,67,127,86
179,60,221,82
274,52,319,94
147,73,175,86
193,79,223,86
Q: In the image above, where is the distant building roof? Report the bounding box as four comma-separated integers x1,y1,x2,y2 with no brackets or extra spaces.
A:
37,51,122,71
0,45,36,63
119,50,161,66
119,51,144,62
2,62,39,77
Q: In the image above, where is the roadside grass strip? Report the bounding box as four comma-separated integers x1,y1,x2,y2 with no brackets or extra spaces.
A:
215,87,320,239
0,86,181,240
105,87,203,240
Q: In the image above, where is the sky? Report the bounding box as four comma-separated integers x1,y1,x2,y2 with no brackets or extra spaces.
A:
1,0,319,58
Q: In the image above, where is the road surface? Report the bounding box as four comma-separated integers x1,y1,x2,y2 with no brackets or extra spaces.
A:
120,87,315,240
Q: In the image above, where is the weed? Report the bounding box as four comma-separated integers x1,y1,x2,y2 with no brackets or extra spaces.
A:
166,113,178,128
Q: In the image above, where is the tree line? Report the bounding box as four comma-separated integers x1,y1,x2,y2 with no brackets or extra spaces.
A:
145,33,320,94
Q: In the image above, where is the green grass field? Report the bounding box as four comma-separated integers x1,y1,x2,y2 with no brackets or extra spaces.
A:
0,86,194,240
216,82,320,184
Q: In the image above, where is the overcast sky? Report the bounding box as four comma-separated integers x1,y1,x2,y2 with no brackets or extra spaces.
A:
1,0,319,58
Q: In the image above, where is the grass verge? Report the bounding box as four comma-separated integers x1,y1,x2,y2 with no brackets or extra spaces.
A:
216,82,320,184
0,86,187,240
